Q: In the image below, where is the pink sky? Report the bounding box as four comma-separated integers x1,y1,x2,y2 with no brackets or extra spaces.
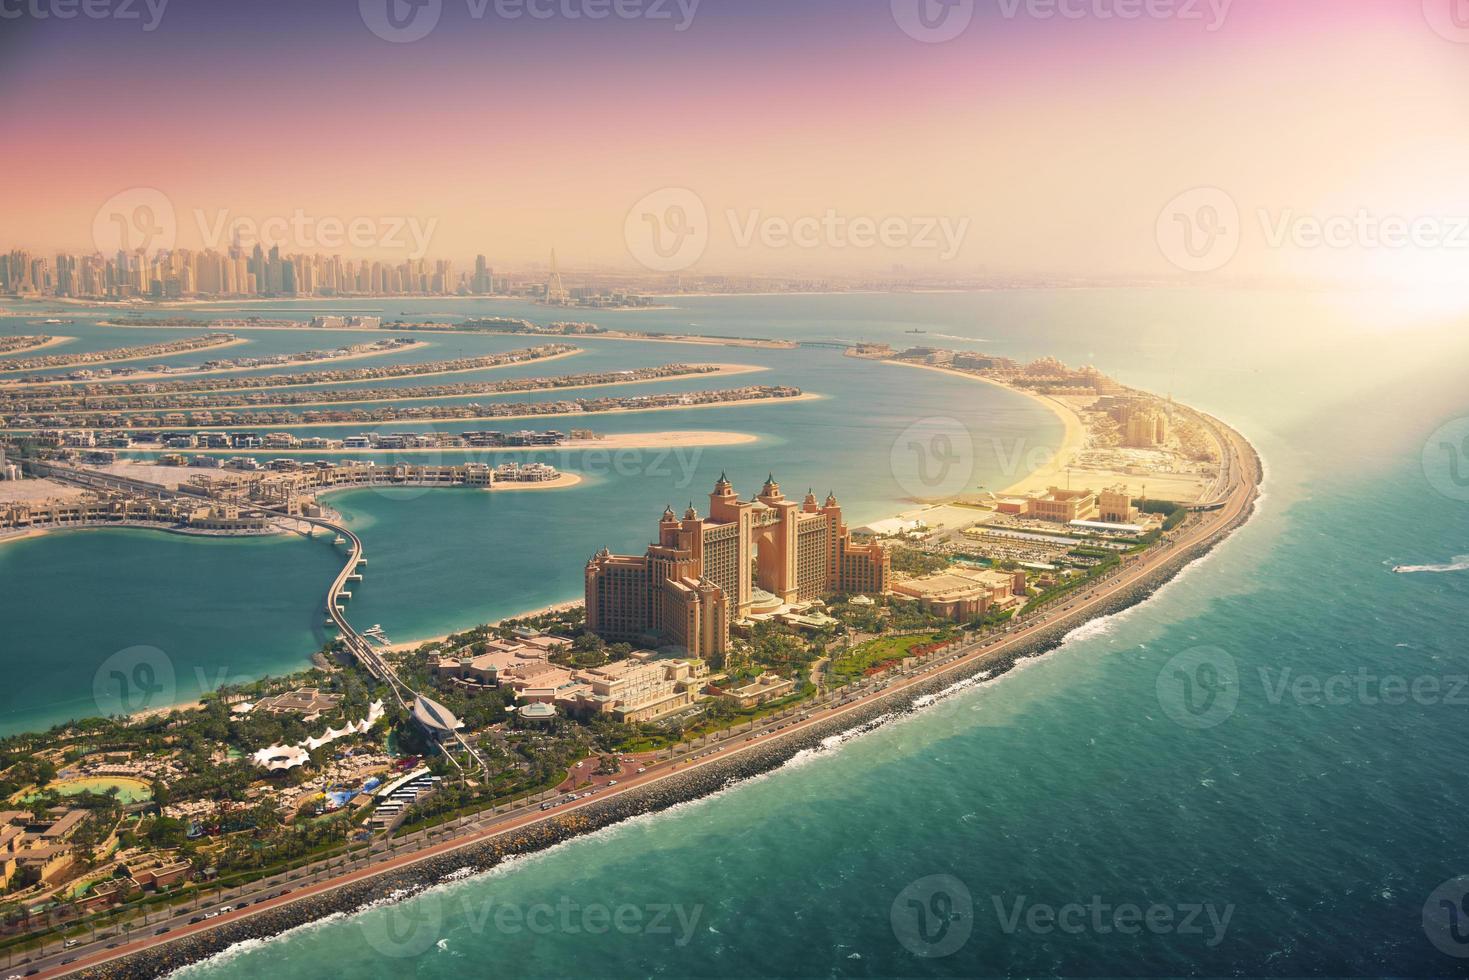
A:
5,0,1469,283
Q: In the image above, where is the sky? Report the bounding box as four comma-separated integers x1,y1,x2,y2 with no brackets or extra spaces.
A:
4,0,1469,285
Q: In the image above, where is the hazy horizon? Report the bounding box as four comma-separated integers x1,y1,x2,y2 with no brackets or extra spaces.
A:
4,0,1469,290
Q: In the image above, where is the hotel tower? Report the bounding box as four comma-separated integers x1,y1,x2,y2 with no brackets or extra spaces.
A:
585,474,889,660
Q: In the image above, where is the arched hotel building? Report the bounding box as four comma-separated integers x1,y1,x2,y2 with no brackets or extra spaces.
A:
585,474,889,660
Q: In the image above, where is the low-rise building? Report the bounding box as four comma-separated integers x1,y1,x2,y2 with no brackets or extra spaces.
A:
891,565,1027,622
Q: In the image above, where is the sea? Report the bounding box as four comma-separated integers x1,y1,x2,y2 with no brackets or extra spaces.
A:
2,287,1467,976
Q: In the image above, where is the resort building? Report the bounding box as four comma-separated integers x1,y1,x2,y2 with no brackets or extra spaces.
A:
1098,486,1139,524
584,475,889,658
891,566,1028,622
1028,487,1100,523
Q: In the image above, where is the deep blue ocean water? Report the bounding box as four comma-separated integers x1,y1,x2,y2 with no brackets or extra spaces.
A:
4,288,1468,975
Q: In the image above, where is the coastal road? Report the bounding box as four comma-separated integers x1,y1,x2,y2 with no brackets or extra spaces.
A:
35,417,1260,979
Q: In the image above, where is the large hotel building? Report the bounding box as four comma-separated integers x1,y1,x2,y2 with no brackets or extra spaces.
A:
585,474,889,660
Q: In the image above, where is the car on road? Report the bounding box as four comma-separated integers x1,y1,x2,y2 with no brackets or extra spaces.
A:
636,767,647,773
607,779,617,785
155,927,171,935
63,940,79,949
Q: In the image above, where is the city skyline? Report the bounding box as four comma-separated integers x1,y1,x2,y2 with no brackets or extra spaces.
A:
4,1,1469,286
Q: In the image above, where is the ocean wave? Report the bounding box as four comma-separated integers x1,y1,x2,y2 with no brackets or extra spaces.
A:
1393,555,1469,575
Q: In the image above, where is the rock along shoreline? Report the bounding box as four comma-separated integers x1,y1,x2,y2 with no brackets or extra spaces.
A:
80,443,1262,980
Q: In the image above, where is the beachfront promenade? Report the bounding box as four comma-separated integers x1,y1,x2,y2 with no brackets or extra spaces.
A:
32,412,1263,980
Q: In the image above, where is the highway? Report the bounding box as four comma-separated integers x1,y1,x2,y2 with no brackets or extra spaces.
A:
28,418,1261,979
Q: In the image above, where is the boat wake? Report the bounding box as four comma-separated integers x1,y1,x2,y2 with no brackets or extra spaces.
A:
1392,555,1469,575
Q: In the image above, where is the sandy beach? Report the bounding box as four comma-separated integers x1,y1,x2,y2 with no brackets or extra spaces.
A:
26,390,823,432
487,471,582,491
0,334,75,357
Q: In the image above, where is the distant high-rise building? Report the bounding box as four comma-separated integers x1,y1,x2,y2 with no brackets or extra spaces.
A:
544,248,569,304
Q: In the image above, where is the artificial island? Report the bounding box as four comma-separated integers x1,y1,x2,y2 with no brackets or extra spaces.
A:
0,339,1261,979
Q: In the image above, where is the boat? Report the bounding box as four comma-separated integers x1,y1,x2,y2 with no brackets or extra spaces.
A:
906,328,926,334
1391,565,1408,573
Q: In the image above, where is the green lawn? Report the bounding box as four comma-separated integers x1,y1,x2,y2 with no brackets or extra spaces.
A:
829,632,943,685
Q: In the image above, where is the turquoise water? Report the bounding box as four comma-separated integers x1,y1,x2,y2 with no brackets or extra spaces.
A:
5,290,1469,974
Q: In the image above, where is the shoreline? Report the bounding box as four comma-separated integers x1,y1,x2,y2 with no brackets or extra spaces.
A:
61,415,1262,979
110,430,761,459
93,317,796,349
2,346,584,394
0,334,75,357
868,356,1089,497
44,363,765,414
0,519,289,550
5,391,822,433
0,340,431,387
0,336,249,376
